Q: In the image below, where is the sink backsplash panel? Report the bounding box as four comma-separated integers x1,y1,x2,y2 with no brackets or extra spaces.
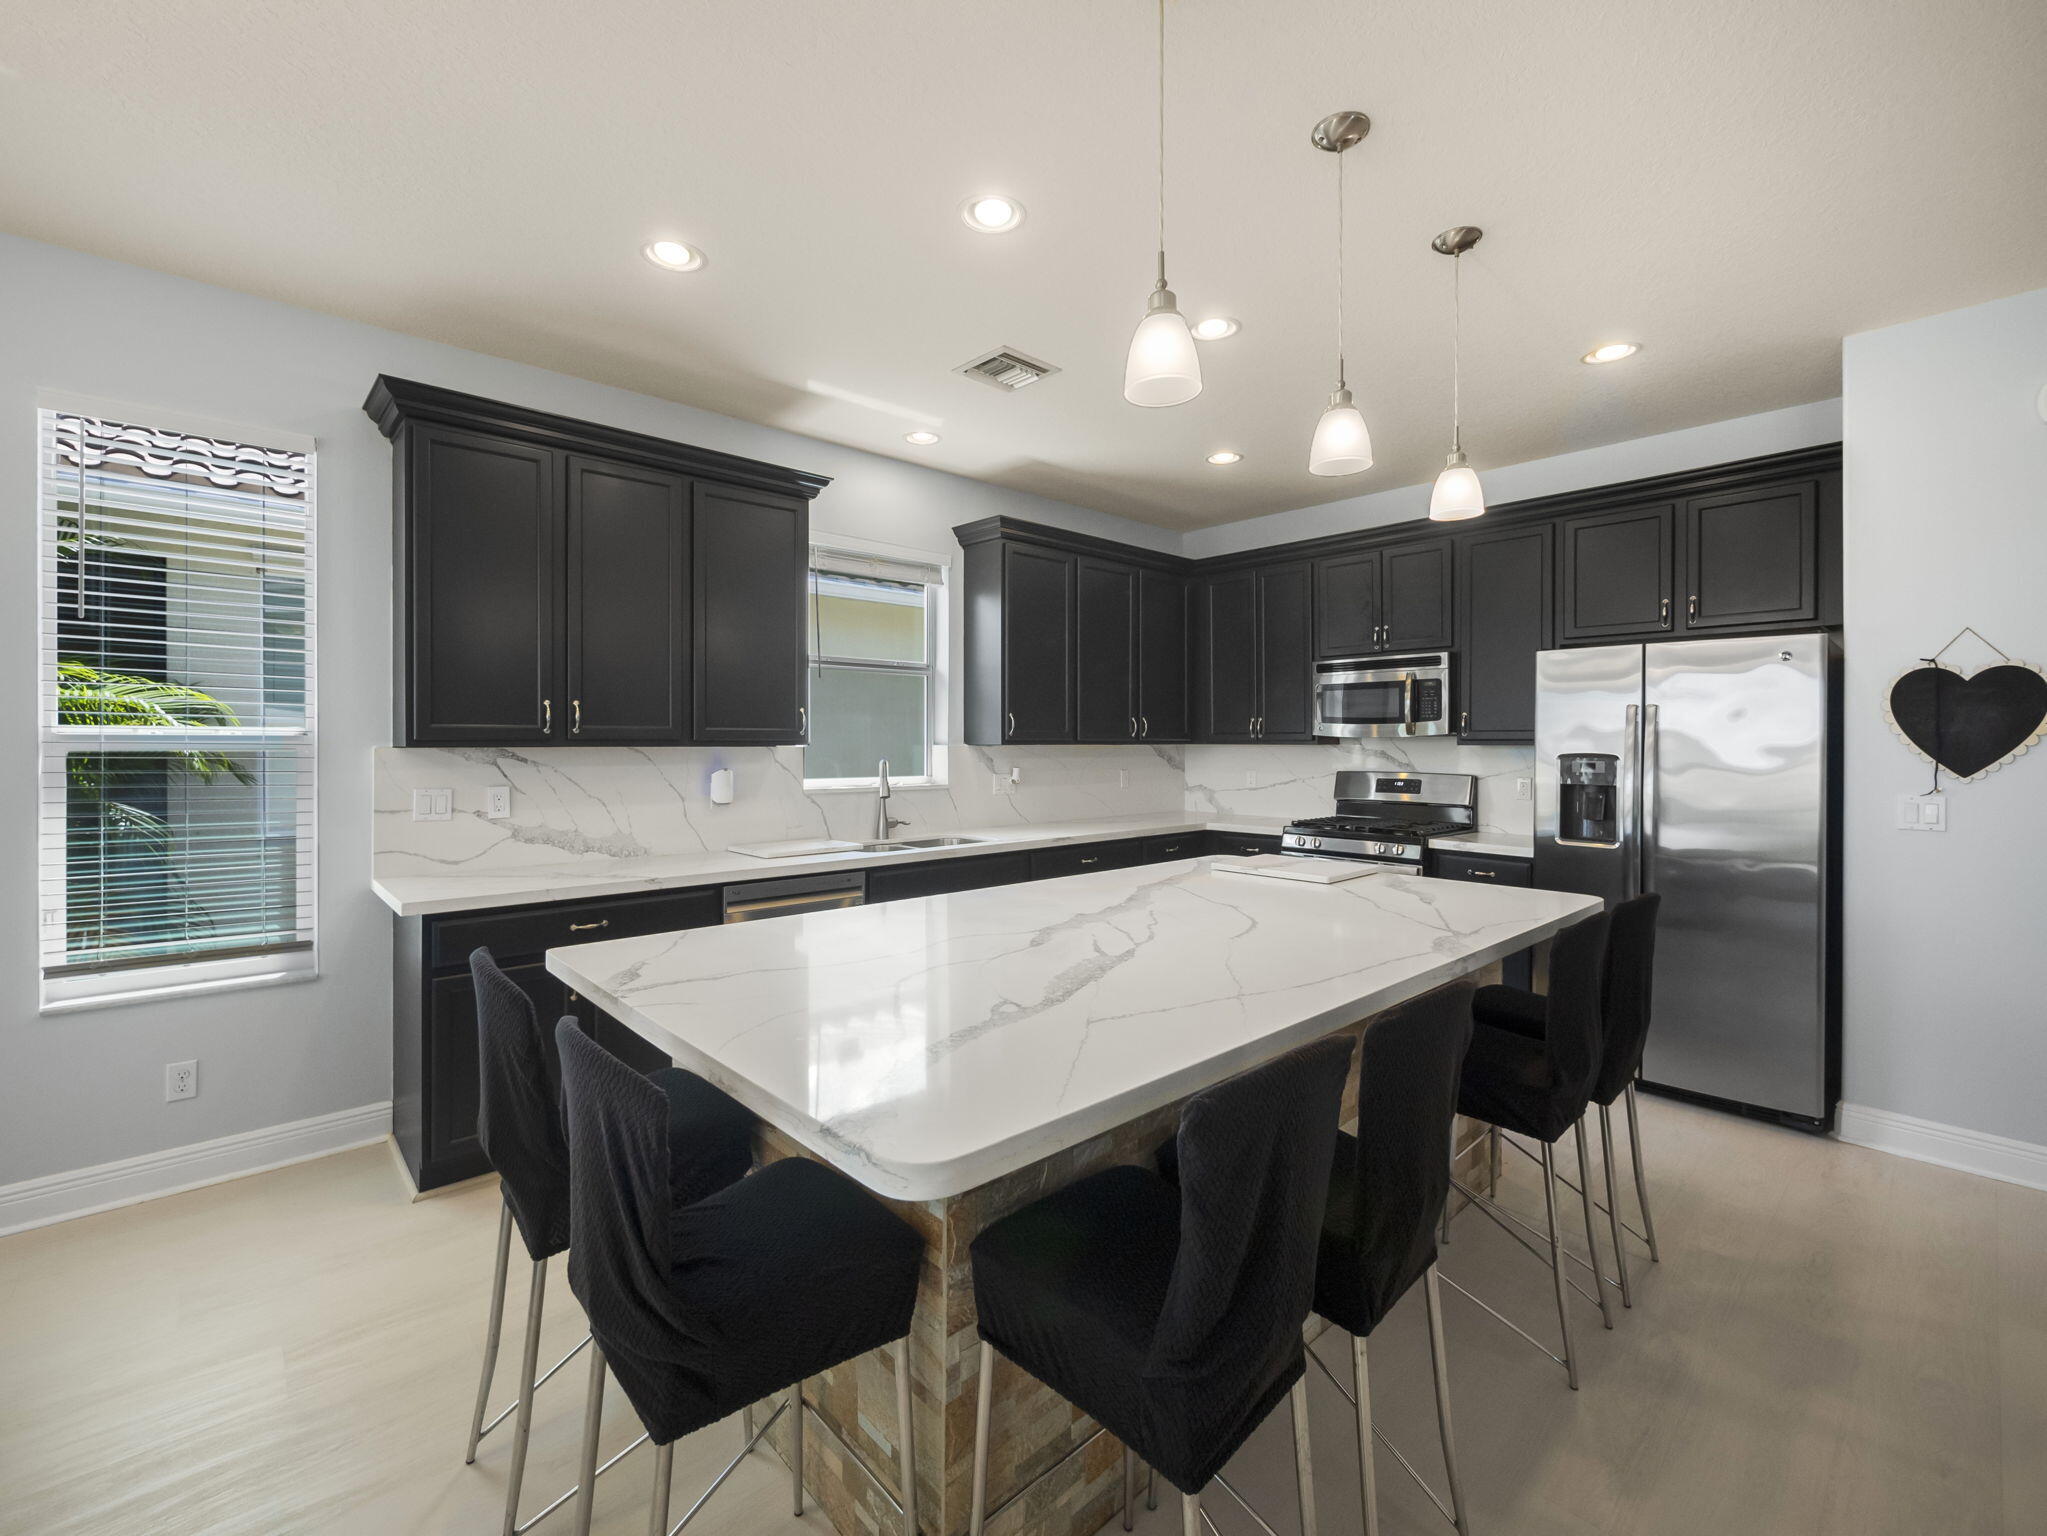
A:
1182,741,1536,836
373,744,1185,879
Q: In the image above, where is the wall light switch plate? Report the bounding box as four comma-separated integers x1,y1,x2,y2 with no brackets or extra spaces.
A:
485,786,512,820
411,789,453,822
1896,793,1946,832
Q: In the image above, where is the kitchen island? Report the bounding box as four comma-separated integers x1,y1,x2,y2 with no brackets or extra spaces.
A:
548,858,1599,1536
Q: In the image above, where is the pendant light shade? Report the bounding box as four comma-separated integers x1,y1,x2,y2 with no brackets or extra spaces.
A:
1309,387,1374,476
1125,285,1202,407
1124,0,1201,407
1428,224,1486,521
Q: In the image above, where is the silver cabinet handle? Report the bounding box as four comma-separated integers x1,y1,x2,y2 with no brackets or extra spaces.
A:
1470,868,1496,879
1129,716,1137,738
1687,594,1698,623
1660,596,1670,627
542,698,552,733
568,919,608,932
1459,710,1470,733
1079,855,1099,866
1006,711,1016,736
1140,715,1149,737
572,698,582,735
799,705,807,733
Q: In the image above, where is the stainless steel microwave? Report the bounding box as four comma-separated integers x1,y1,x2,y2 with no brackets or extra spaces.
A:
1311,652,1454,738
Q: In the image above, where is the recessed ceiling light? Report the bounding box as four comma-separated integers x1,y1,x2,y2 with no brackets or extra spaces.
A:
643,239,705,272
1206,450,1243,466
1581,342,1639,364
904,431,941,446
1191,317,1240,341
960,195,1025,234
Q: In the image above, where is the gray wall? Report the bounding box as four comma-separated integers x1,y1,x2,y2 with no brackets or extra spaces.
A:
1841,287,2047,1145
0,232,1175,1186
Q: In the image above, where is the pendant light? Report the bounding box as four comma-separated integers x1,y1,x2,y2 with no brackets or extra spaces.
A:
1123,0,1201,407
1307,110,1373,475
1428,225,1487,520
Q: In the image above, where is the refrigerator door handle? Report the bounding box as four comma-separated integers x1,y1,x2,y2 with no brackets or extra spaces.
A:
1641,703,1660,892
1621,703,1641,899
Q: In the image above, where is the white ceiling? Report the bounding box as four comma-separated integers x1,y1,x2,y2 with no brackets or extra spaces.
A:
3,1,2043,530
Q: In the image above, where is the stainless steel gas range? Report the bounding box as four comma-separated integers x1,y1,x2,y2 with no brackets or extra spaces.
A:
1280,770,1480,871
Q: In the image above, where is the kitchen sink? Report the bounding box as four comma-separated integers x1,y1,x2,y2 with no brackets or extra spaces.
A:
855,836,984,852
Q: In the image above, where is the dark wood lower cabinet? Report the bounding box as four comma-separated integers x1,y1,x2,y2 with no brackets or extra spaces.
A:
865,851,1032,903
1031,839,1149,881
1206,831,1284,858
1430,851,1534,990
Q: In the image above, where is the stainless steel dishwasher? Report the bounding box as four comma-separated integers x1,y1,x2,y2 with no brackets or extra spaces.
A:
721,869,866,923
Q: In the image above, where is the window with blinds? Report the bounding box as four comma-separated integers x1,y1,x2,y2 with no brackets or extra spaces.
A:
804,543,946,786
36,408,317,1008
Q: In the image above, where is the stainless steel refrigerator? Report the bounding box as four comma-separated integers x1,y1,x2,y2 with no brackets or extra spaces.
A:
1534,632,1840,1128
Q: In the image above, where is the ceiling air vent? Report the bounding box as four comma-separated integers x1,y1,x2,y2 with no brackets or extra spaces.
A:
954,347,1060,392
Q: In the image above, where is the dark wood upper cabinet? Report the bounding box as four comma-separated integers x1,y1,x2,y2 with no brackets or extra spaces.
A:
403,425,561,744
1382,539,1453,649
368,376,826,748
691,482,809,744
1136,567,1189,743
1195,569,1260,742
1256,562,1315,740
1075,557,1137,742
1682,482,1818,631
998,544,1075,743
565,455,688,743
1456,523,1552,741
1557,503,1676,640
1314,551,1379,656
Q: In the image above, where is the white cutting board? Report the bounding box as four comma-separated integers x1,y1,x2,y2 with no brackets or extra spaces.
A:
727,837,866,859
1211,854,1383,884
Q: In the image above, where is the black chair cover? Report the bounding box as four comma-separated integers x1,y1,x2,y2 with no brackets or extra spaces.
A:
556,1020,920,1447
472,948,573,1261
972,1035,1354,1495
1455,909,1611,1143
1315,985,1476,1339
1472,893,1661,1107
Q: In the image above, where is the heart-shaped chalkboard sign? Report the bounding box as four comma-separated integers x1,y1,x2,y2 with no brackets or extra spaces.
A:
1886,660,2047,782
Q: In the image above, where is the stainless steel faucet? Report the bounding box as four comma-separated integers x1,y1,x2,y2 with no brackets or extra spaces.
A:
873,759,907,841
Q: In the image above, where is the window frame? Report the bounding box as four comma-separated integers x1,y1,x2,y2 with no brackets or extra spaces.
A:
34,395,319,1014
801,535,949,792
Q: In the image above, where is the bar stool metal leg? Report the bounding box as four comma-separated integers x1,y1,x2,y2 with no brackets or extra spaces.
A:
1123,1446,1137,1531
968,1340,995,1536
791,1379,805,1515
467,1202,514,1464
1351,1333,1380,1536
1147,1464,1158,1511
1289,1376,1319,1536
896,1340,918,1536
1624,1084,1661,1262
571,1343,608,1536
1181,1491,1201,1536
1540,1142,1579,1390
1421,1267,1471,1536
1487,1126,1502,1199
1598,1105,1634,1308
1572,1120,1613,1330
648,1440,674,1536
742,1402,755,1454
502,1257,549,1536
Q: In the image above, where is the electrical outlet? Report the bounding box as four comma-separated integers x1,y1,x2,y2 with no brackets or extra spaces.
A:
411,788,453,822
1117,769,1128,789
166,1060,198,1101
1244,770,1258,789
1516,778,1532,802
485,786,512,820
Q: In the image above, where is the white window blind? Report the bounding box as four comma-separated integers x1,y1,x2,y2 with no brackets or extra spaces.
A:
37,409,317,1008
804,544,945,784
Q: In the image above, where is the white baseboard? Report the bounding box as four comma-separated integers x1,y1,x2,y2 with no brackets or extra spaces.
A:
1836,1102,2047,1192
0,1101,393,1238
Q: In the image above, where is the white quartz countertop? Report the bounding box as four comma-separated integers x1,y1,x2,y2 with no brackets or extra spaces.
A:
1429,832,1535,859
546,859,1599,1201
372,813,1291,917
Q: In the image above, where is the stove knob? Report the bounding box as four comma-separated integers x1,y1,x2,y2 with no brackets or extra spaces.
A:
1311,837,1322,850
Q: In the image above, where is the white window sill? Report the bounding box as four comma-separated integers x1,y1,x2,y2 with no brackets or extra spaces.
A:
803,777,948,794
40,964,319,1017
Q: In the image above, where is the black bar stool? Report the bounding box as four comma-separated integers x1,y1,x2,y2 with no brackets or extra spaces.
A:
1468,894,1662,1305
1309,986,1475,1536
967,1036,1355,1536
465,950,753,1535
553,1019,924,1536
1444,910,1613,1388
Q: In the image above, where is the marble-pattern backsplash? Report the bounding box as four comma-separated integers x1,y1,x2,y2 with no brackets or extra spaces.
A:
373,743,1186,877
1183,739,1535,835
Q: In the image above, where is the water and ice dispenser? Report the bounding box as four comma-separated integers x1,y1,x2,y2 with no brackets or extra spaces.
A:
1555,753,1621,846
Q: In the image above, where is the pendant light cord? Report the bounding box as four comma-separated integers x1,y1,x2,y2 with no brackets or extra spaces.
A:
1451,251,1462,456
1334,149,1347,391
1155,0,1167,286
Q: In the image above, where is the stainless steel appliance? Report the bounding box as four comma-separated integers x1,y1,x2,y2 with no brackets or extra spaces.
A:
1281,770,1479,869
1534,633,1840,1128
722,870,866,922
1311,652,1454,739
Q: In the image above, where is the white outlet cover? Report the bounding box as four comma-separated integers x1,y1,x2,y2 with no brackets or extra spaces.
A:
485,786,512,819
165,1060,198,1101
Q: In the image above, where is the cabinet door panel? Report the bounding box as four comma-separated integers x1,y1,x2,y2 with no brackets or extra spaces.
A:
1136,567,1189,742
866,851,1033,903
1257,561,1315,740
1456,524,1552,741
407,426,560,743
1075,558,1137,742
1559,504,1675,639
426,960,564,1173
691,483,808,743
1196,571,1259,741
566,456,688,743
1315,551,1380,657
1382,539,1453,650
1002,545,1075,741
1683,483,1817,631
